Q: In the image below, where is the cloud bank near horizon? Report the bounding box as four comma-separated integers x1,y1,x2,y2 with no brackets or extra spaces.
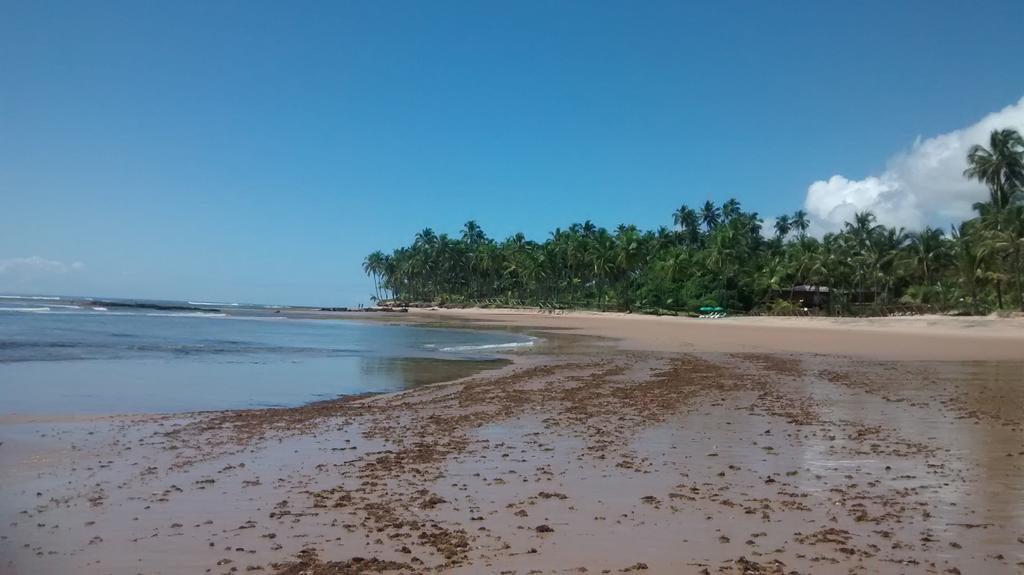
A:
0,257,86,291
804,96,1024,234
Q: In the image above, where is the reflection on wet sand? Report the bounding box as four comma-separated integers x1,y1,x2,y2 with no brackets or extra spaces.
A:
357,356,513,389
1,344,1023,574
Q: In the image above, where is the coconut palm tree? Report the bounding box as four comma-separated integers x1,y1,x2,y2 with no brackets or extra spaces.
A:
953,222,987,314
721,198,742,222
964,129,1024,309
844,211,881,248
964,128,1024,211
774,215,792,240
984,206,1024,310
907,227,948,287
791,210,810,238
673,205,701,246
874,226,909,303
700,200,721,231
461,220,486,246
362,251,386,300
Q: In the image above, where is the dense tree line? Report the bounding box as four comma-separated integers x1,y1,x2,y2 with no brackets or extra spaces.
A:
364,129,1024,315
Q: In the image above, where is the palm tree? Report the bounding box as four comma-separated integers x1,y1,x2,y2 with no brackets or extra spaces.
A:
844,211,881,247
461,220,486,246
362,251,386,301
785,238,825,304
700,200,721,231
985,206,1024,310
965,129,1024,309
705,225,737,306
590,232,616,309
907,227,948,287
953,223,986,314
964,128,1024,211
774,215,792,240
791,210,810,238
613,226,645,309
673,205,701,246
672,205,689,230
875,226,908,303
721,198,742,222
1009,207,1024,310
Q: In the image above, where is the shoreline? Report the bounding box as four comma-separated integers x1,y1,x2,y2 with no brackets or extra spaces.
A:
359,306,1024,361
2,309,1020,423
2,313,1023,574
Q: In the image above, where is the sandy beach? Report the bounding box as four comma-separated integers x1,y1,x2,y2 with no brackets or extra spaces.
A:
381,308,1024,360
2,312,1023,574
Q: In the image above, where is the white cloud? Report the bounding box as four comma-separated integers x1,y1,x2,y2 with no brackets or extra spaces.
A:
804,96,1024,233
0,256,85,277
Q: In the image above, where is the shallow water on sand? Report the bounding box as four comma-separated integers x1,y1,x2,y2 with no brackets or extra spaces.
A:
0,300,531,414
1,352,1023,573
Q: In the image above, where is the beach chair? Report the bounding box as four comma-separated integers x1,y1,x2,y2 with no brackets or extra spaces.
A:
698,306,727,319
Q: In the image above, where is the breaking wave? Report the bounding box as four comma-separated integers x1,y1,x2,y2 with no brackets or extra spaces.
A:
144,312,228,318
438,340,535,352
0,295,61,300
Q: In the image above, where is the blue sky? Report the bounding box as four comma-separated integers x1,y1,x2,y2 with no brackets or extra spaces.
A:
2,1,1023,306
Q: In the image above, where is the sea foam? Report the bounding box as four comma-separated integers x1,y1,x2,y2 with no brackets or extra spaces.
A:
438,340,535,352
145,312,228,318
0,295,60,300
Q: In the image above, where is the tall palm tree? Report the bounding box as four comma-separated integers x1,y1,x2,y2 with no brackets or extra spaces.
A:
953,222,986,314
844,211,880,245
700,200,721,231
721,198,742,222
362,251,386,301
461,220,486,245
672,204,689,230
965,129,1024,309
774,215,792,240
985,206,1024,310
964,128,1024,211
705,225,737,306
673,205,701,246
875,226,908,303
590,232,616,309
907,227,948,287
791,210,810,238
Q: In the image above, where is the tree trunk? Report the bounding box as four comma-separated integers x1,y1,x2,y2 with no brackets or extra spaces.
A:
971,277,979,315
1016,248,1024,312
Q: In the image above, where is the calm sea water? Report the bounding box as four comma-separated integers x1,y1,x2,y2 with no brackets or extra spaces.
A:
0,296,534,414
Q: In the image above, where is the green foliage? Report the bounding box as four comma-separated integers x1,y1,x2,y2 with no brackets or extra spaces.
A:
767,299,802,313
366,129,1024,315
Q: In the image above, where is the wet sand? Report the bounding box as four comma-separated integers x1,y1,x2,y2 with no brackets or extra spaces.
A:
2,314,1023,574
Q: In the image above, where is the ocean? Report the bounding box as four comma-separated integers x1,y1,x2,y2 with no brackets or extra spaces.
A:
0,295,534,414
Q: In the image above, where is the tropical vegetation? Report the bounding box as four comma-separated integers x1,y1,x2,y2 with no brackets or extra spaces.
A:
364,129,1024,315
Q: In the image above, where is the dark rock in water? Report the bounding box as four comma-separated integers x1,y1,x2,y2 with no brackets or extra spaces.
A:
88,300,219,313
315,306,408,313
